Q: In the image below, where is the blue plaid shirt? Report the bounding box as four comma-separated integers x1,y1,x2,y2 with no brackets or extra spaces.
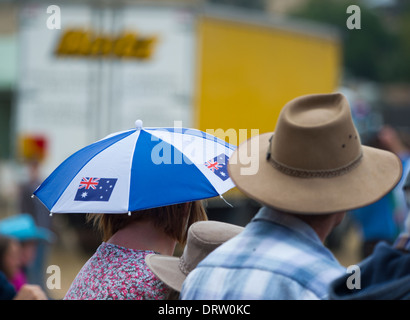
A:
181,207,346,300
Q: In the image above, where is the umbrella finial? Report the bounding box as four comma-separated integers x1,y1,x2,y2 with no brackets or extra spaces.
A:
135,120,143,130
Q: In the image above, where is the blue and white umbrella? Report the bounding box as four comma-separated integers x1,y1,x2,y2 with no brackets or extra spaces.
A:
33,121,236,214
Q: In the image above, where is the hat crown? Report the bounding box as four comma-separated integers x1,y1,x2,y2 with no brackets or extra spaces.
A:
181,221,243,273
271,93,362,172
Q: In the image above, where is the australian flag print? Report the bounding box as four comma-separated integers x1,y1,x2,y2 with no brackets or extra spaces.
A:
204,154,230,181
74,177,117,202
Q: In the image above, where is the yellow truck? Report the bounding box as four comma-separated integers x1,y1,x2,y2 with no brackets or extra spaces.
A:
16,3,341,207
194,7,341,210
195,7,340,144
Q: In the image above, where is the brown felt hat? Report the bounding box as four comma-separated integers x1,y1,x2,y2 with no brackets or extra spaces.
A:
145,220,243,292
228,93,402,214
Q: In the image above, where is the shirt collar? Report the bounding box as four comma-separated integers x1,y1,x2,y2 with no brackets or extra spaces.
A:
252,206,323,245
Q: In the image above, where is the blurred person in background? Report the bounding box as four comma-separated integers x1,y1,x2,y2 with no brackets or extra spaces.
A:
18,160,54,288
350,125,410,258
378,126,410,232
0,270,47,300
0,230,50,300
64,201,207,300
0,235,22,290
0,214,54,291
329,170,410,300
19,161,51,231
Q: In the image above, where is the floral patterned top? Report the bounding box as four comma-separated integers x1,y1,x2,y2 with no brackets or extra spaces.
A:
64,242,169,300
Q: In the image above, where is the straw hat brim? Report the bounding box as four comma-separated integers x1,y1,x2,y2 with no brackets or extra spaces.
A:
145,254,185,292
228,132,403,214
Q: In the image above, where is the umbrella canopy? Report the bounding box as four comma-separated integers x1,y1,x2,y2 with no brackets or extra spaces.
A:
33,121,236,214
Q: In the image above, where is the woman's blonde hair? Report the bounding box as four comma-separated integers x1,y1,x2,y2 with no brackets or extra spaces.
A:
87,201,207,245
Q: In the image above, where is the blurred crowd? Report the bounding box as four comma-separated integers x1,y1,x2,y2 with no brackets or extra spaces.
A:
0,93,409,301
0,162,53,299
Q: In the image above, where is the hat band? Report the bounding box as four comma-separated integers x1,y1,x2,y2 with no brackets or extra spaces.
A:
178,256,190,275
268,153,363,178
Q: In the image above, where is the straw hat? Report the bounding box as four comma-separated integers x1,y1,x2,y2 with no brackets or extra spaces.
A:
145,220,243,292
228,93,402,214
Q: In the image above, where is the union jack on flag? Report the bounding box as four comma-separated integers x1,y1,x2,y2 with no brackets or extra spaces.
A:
204,154,230,181
74,177,118,202
78,177,100,190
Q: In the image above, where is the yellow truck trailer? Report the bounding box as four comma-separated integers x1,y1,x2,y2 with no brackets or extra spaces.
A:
196,7,340,143
16,2,341,193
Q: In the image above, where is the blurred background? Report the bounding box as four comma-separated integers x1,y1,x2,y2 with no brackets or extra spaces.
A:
0,0,409,299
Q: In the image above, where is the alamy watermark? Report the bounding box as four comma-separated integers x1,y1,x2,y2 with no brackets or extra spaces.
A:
346,264,361,290
347,5,361,30
46,5,61,30
46,264,61,290
44,263,361,292
149,121,260,176
47,4,361,31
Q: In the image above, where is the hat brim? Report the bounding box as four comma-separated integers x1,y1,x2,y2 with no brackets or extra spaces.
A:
26,226,54,243
145,254,185,292
228,132,403,214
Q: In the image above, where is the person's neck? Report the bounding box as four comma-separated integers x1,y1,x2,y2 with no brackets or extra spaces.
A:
107,220,176,255
292,212,346,243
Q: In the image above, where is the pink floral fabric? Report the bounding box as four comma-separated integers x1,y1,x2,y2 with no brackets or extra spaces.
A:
64,242,169,300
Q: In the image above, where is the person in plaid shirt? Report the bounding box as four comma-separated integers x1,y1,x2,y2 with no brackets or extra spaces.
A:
181,93,403,300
